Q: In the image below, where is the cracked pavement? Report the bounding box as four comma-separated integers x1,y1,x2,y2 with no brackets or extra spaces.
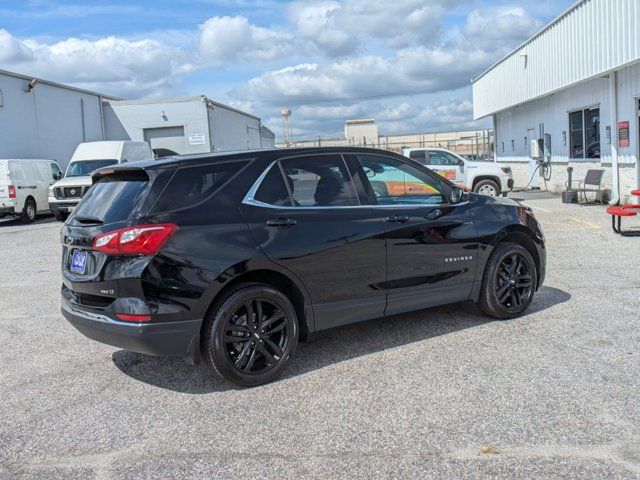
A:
1,193,639,479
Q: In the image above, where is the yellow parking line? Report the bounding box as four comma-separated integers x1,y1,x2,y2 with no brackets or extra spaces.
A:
568,216,601,229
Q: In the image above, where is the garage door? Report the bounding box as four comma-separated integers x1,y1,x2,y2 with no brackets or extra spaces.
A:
143,126,186,154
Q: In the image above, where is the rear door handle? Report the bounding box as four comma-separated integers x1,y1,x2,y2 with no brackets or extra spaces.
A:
386,215,409,224
425,209,442,220
266,218,297,227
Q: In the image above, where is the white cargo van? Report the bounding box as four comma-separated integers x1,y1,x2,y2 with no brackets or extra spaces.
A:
0,159,63,223
49,141,152,221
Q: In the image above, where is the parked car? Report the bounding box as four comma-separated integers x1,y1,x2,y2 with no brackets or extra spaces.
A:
50,141,153,221
402,147,514,196
61,147,546,387
0,159,63,223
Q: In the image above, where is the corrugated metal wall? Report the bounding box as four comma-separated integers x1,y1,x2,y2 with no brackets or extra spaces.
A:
473,0,640,119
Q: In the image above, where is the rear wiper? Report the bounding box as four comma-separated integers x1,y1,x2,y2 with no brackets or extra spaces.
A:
73,215,103,225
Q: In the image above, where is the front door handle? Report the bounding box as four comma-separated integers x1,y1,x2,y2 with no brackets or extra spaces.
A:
266,218,297,227
425,209,442,220
386,215,409,224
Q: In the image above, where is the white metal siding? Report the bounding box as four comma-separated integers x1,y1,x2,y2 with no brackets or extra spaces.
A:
473,0,640,119
0,72,105,167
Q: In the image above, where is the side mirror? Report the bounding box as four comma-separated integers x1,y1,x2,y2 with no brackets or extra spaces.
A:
449,187,466,204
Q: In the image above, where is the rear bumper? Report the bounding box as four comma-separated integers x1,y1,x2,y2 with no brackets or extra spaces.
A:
0,206,15,215
61,300,202,358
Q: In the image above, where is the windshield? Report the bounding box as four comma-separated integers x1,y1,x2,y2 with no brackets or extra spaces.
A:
65,159,118,178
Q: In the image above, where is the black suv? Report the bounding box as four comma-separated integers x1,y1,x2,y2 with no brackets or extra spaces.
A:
61,148,546,386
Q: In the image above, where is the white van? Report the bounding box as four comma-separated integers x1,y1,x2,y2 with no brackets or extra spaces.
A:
49,141,153,221
0,159,63,223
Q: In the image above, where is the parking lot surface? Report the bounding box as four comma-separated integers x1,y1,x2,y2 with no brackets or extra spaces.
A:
1,194,639,479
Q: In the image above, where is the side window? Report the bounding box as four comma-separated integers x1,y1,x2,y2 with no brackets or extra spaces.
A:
443,152,463,166
356,155,444,206
253,165,292,207
409,150,427,163
279,155,359,207
51,163,63,181
151,160,248,213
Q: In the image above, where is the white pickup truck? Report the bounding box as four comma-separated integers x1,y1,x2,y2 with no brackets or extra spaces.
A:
402,147,513,197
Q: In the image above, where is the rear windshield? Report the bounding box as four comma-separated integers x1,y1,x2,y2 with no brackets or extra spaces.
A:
151,160,248,213
72,176,148,224
66,160,118,177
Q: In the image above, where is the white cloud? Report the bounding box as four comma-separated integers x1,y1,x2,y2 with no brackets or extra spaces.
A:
198,16,295,65
464,6,544,49
0,30,191,97
234,45,492,106
288,0,454,56
0,29,33,63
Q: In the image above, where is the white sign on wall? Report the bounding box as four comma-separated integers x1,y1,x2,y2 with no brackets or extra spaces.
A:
188,133,206,146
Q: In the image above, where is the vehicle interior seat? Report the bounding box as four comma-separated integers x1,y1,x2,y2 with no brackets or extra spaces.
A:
314,172,353,206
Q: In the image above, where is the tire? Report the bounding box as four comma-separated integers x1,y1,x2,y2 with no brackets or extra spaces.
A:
474,179,500,197
477,243,537,320
21,198,37,223
202,283,299,387
54,211,69,222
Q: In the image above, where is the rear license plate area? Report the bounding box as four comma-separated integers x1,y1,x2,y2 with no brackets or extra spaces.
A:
70,250,88,274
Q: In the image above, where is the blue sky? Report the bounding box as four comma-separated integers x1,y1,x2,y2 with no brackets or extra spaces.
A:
0,0,575,138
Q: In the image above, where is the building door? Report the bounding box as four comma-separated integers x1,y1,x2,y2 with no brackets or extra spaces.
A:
143,126,186,155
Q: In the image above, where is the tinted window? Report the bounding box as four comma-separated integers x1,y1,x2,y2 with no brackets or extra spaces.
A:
73,177,148,224
280,155,359,207
357,155,444,205
409,150,427,162
152,160,247,213
254,166,292,207
66,160,118,177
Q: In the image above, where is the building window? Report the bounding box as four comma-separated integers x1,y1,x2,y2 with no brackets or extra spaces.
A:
501,142,504,153
511,139,515,151
569,108,600,159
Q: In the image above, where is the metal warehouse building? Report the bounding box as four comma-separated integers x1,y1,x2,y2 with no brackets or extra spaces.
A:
0,69,118,166
1,70,274,169
103,96,274,157
473,0,640,203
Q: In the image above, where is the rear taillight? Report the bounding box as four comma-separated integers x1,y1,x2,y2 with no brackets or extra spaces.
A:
8,185,16,199
93,223,178,255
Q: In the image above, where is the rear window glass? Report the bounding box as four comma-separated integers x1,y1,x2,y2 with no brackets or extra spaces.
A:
73,177,148,224
151,160,248,213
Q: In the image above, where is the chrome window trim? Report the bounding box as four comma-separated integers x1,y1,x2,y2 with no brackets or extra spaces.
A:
242,158,465,210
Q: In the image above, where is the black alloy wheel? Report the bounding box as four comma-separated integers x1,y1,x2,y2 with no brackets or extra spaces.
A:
477,243,537,319
203,283,298,387
495,253,533,312
224,298,289,374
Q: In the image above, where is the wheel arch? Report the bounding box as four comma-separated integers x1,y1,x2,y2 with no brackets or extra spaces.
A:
493,228,542,289
472,175,501,192
25,195,37,209
201,268,313,343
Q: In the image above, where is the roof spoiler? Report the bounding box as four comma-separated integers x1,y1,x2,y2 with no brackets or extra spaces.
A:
92,165,148,183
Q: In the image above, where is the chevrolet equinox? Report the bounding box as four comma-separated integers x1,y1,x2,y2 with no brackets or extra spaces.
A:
61,148,546,386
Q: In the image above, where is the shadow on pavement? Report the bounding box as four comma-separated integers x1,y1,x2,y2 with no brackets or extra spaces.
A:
0,214,56,228
112,286,571,394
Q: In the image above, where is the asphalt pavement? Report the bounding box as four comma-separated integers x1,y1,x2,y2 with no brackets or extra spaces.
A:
0,195,639,479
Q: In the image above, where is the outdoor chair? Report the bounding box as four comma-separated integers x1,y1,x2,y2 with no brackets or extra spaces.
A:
577,169,606,206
